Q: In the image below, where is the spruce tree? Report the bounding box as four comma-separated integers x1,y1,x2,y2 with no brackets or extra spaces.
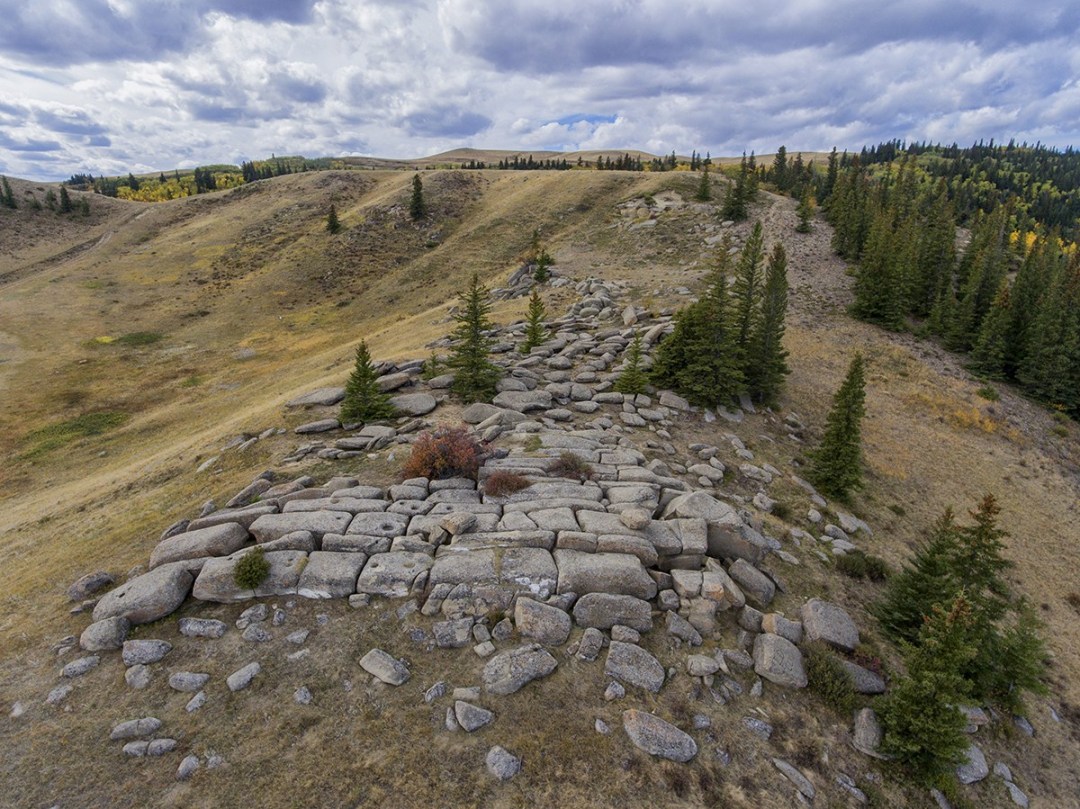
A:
695,164,711,202
340,340,397,423
520,287,548,353
59,185,73,213
879,595,978,782
971,281,1011,379
326,204,342,234
795,189,813,233
448,273,501,402
409,173,426,220
808,353,866,500
614,333,648,394
731,222,766,352
746,243,790,405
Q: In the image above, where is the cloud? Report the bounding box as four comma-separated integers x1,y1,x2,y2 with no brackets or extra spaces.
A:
0,132,62,152
401,105,491,137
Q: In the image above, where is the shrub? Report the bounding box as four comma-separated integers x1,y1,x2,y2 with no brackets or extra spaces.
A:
548,451,594,481
401,425,485,480
234,548,270,591
116,331,164,347
483,471,531,498
976,385,1000,401
803,641,858,714
771,501,792,521
835,550,890,582
523,435,542,453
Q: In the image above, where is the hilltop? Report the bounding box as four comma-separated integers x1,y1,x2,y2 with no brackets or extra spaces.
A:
0,165,1078,808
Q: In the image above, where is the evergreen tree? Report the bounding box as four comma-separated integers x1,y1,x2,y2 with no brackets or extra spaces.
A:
651,236,744,405
326,204,342,234
409,173,426,220
340,340,397,423
746,243,790,405
808,353,866,499
731,221,766,351
879,595,978,782
695,163,712,202
770,145,788,191
795,189,814,233
971,281,1011,379
1019,258,1080,413
1,176,16,209
821,146,839,205
721,153,754,221
949,206,1010,351
59,185,72,213
520,287,548,353
911,182,956,318
614,333,648,394
448,273,501,402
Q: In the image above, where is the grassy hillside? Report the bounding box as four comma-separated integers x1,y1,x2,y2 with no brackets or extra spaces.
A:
1,167,1078,807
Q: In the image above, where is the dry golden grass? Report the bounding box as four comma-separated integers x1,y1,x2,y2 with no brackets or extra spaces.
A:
1,169,1078,808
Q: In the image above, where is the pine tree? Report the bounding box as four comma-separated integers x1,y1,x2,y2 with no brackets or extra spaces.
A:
879,595,978,782
326,204,342,234
340,340,397,423
409,173,426,220
770,145,788,191
448,273,501,402
520,287,548,353
695,163,711,202
1,176,16,209
614,333,648,394
808,353,866,499
731,222,766,351
971,281,1011,379
721,153,754,221
58,185,73,213
795,189,814,233
746,243,790,405
821,146,839,205
651,236,744,405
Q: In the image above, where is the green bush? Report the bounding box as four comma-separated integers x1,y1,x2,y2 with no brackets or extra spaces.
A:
234,548,270,591
835,550,890,582
976,385,1000,401
770,501,792,521
803,641,858,714
116,331,164,346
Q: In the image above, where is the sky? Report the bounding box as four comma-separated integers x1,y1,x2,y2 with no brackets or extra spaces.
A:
1,0,1079,180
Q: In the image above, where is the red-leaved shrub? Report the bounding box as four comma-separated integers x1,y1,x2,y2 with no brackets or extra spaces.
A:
401,425,485,480
483,471,531,498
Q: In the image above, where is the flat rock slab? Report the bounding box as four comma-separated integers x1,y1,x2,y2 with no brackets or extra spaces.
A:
389,393,437,416
150,522,249,569
192,550,308,601
572,593,653,632
801,599,859,652
622,709,697,762
753,633,807,689
554,550,657,600
355,552,432,598
93,562,194,625
227,662,261,692
360,649,410,685
493,390,553,412
179,617,227,638
772,758,816,799
514,598,571,646
346,512,410,537
286,387,345,407
297,552,368,599
295,418,341,434
482,644,558,695
250,511,352,543
605,641,665,692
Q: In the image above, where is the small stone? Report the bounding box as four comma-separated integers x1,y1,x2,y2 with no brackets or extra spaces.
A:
285,629,310,645
604,681,626,701
80,617,130,651
424,681,448,703
956,744,989,785
474,641,496,657
742,716,773,740
185,691,207,712
485,745,521,780
61,656,100,678
772,758,816,799
576,627,605,661
123,741,150,757
610,625,640,644
604,641,665,692
595,718,611,734
226,662,262,692
242,624,272,643
454,700,494,732
122,639,173,666
294,686,313,705
147,738,177,757
692,714,711,730
1005,782,1030,807
360,649,410,686
170,671,211,692
179,618,228,639
177,754,200,781
110,717,163,741
687,655,720,677
622,709,697,762
46,684,73,705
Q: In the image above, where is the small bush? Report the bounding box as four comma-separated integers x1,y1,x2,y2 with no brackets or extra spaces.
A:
234,548,270,591
835,550,890,582
116,331,164,347
771,501,792,521
523,435,542,453
976,385,1000,401
401,425,485,481
548,451,594,481
888,503,906,516
804,641,858,714
484,471,531,498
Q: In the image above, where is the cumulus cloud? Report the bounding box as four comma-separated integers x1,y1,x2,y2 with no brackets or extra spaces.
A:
0,0,1077,179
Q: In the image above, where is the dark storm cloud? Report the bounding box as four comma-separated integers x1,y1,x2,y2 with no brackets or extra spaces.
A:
401,105,492,137
0,0,318,66
443,0,1080,73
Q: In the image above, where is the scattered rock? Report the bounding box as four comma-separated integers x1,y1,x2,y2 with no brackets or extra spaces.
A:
482,644,558,695
67,571,115,602
122,639,173,666
61,656,100,678
454,700,494,732
110,717,162,741
604,641,665,692
359,649,410,686
177,754,200,781
169,672,210,692
485,746,521,780
956,743,989,785
752,633,806,688
801,598,859,652
772,758,815,800
622,709,697,762
79,617,130,651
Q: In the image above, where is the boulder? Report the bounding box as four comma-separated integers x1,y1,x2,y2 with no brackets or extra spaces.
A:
359,649,410,685
622,709,697,762
485,746,521,780
727,559,775,608
79,617,130,651
192,549,307,601
389,393,438,416
67,571,114,602
355,552,433,598
554,550,657,600
514,598,572,646
462,403,503,424
92,562,194,625
604,641,665,692
286,387,345,407
454,701,494,732
840,660,886,694
800,598,859,652
150,523,249,569
852,708,883,756
752,633,807,688
121,639,173,666
956,744,989,785
493,390,553,412
297,552,368,599
661,491,762,563
572,593,653,632
482,644,558,695
250,511,352,543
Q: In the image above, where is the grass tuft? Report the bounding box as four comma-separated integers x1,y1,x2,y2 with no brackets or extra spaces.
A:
22,411,128,458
